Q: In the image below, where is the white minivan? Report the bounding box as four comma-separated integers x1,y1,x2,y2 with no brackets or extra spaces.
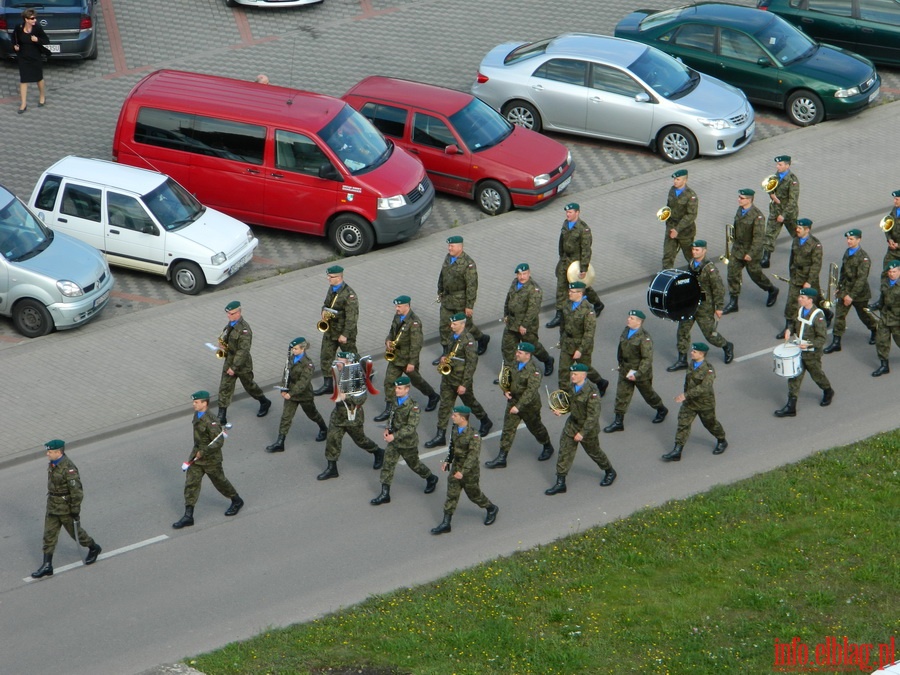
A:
29,157,259,294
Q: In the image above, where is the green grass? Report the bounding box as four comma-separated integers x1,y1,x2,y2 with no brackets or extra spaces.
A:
189,432,899,675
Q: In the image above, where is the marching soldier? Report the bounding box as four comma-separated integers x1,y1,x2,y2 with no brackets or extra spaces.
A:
216,300,271,424
667,240,734,371
314,266,359,396
547,203,604,329
266,337,328,453
435,235,488,363
545,364,617,495
500,263,554,377
424,314,493,449
317,352,384,481
774,288,834,417
870,259,900,377
603,310,668,433
761,155,800,268
371,375,439,505
661,169,698,269
777,218,829,338
662,343,728,462
31,440,102,579
431,406,499,534
557,281,609,394
824,229,877,354
485,342,554,469
373,295,440,422
173,391,244,529
882,189,900,270
723,189,780,314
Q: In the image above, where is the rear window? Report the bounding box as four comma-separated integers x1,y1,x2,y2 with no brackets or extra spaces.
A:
359,102,407,139
504,38,551,65
859,0,900,23
806,0,853,16
7,0,80,6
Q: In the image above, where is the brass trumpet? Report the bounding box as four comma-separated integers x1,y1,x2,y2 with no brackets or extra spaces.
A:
821,262,838,310
657,206,672,222
762,174,779,193
545,385,570,414
880,215,894,233
719,224,734,265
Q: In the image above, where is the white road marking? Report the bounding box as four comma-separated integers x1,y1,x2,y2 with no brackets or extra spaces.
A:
734,345,779,363
24,534,169,582
401,426,514,464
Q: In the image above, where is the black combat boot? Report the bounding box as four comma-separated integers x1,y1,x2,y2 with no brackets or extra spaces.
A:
266,434,285,453
545,310,563,328
425,474,439,494
666,353,688,372
723,342,735,364
484,504,499,525
661,444,683,462
484,450,508,469
425,392,441,412
316,461,339,480
31,554,53,579
84,543,102,565
774,396,797,417
313,377,333,396
760,249,771,269
373,403,392,423
217,407,228,425
545,474,567,495
593,300,605,316
872,359,890,377
256,395,272,417
224,495,244,516
653,406,668,424
431,513,452,535
370,484,391,505
823,307,834,328
600,467,617,486
172,505,194,529
775,319,791,339
722,296,739,314
316,422,328,442
713,439,728,455
479,417,493,436
597,377,610,398
543,356,555,376
477,334,491,355
372,448,385,470
538,443,554,461
603,414,624,433
869,330,877,345
766,287,780,308
820,388,835,407
424,427,446,449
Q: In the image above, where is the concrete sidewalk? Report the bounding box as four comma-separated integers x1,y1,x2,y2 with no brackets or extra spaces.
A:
2,101,896,465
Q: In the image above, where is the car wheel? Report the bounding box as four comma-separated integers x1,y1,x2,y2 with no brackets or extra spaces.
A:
329,214,375,256
171,261,207,295
501,101,542,132
658,126,698,163
475,180,512,215
86,37,98,60
225,0,238,6
786,90,824,127
12,299,53,338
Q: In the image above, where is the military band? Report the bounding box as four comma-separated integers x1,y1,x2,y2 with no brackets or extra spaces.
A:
762,155,800,268
723,188,779,314
216,300,271,424
501,263,553,376
661,169,698,269
824,229,877,354
436,235,488,361
314,266,360,396
547,202,604,329
266,337,328,453
870,259,900,377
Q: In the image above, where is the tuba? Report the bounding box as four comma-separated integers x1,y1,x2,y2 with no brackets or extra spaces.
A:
545,385,570,414
821,262,838,310
880,215,894,233
498,361,512,393
718,224,734,265
566,260,596,287
762,174,779,193
656,206,672,222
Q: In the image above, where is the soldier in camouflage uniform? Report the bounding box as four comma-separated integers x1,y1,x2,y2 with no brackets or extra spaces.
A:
265,337,328,453
431,406,499,534
667,240,734,371
774,288,834,416
762,155,800,268
216,300,271,424
723,189,779,314
557,281,609,394
371,375,439,505
824,229,877,354
500,263,553,376
485,342,554,469
882,189,900,270
373,295,440,423
603,310,668,433
314,266,360,396
547,203,604,329
662,343,728,462
662,169,699,269
31,440,102,579
424,314,493,449
777,218,829,337
317,352,384,481
870,260,900,377
545,364,617,495
173,391,244,529
435,235,488,361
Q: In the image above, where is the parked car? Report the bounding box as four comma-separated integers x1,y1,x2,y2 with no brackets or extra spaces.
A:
225,0,322,6
0,181,113,338
29,157,259,295
0,0,97,60
757,0,900,67
471,33,754,164
344,76,574,215
614,2,881,127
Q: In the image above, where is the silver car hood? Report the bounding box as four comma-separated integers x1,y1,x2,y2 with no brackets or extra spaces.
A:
667,74,750,118
19,231,108,286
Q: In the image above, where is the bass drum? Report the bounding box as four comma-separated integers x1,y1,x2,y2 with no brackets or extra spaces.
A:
647,269,701,321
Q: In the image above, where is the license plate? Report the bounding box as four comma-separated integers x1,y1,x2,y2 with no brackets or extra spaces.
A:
46,44,60,53
420,205,432,224
744,122,755,140
228,252,253,277
94,290,110,308
868,87,880,103
557,176,572,193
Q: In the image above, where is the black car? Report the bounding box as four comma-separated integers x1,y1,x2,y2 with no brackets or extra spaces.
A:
0,0,97,60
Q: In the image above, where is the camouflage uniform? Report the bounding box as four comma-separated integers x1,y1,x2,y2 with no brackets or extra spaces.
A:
873,276,900,360
675,360,725,446
833,246,876,338
555,379,611,476
441,423,491,514
379,396,434,485
676,258,729,354
613,326,665,416
764,170,800,254
784,234,823,321
382,309,437,404
42,454,97,554
883,205,900,269
502,277,551,366
558,300,603,390
662,184,698,269
438,251,483,347
787,307,831,398
319,283,359,373
278,351,327,437
499,357,551,454
183,411,238,507
555,218,603,310
728,204,776,297
217,316,265,407
325,391,379,462
436,331,489,429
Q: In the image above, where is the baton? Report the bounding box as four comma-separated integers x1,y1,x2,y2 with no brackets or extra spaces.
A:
182,423,232,471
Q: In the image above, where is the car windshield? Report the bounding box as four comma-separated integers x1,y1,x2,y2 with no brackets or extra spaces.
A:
628,47,699,99
449,98,514,152
0,190,53,262
753,14,818,64
319,104,392,175
143,179,205,232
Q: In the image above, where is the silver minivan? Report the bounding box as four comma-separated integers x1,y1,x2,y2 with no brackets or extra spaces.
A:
0,182,113,338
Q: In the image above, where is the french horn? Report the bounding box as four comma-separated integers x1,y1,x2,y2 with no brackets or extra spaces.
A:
545,385,570,414
498,361,512,393
762,174,779,193
880,215,894,233
656,206,672,222
566,260,596,287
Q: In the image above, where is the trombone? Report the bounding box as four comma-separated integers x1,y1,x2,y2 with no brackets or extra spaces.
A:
718,224,734,265
821,262,838,310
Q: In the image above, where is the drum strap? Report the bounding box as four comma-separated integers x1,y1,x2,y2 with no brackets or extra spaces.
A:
796,307,823,345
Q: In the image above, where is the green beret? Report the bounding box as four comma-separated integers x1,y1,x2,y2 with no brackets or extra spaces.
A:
515,263,529,273
393,295,411,305
886,260,900,271
796,218,813,228
691,342,709,353
564,202,580,211
452,405,471,415
671,169,688,178
337,351,355,359
892,189,900,198
449,312,466,323
774,155,791,163
224,300,241,312
799,288,818,297
692,239,707,248
738,188,755,197
517,342,535,353
446,235,464,244
191,390,210,401
569,363,589,372
629,309,646,320
326,265,344,275
844,229,862,238
45,439,65,451
290,337,307,347
568,281,586,290
394,375,411,386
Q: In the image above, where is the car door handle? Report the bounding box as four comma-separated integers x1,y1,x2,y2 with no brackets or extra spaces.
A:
58,217,68,223
408,148,419,154
270,172,284,178
109,229,120,235
246,168,261,175
531,84,543,91
589,96,602,103
860,27,874,33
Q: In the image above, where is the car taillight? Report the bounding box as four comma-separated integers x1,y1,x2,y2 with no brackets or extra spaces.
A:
756,0,770,8
0,18,7,30
476,72,489,84
80,15,92,30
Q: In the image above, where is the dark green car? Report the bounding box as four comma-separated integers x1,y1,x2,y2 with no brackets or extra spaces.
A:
614,2,881,126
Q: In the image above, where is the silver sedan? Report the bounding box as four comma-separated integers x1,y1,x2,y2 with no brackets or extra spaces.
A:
472,33,755,163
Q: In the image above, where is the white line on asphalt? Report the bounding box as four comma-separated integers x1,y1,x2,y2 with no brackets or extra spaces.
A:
24,534,169,582
401,426,513,464
735,346,780,363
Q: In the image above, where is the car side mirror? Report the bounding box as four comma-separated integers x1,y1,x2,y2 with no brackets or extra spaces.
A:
634,92,651,103
757,57,772,67
444,144,460,155
141,224,158,236
318,163,343,182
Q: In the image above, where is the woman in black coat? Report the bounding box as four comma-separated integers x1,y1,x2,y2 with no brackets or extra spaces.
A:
12,8,50,113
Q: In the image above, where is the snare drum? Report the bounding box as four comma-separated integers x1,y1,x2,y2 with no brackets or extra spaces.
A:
647,269,701,321
773,343,803,378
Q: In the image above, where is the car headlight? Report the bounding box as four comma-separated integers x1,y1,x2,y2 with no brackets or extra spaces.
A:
57,280,84,297
246,229,254,244
377,195,407,210
697,118,732,130
566,150,572,165
211,252,227,266
534,173,551,188
835,86,860,98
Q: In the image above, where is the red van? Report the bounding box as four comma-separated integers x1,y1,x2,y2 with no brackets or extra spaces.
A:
112,70,434,256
